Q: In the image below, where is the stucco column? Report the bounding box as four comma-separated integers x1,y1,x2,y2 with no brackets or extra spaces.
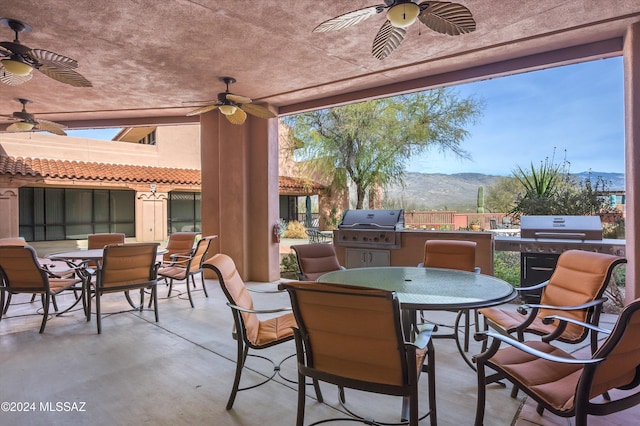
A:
623,22,640,303
200,111,279,281
135,191,167,242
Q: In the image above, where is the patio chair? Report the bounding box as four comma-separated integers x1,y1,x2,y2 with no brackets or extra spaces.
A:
282,281,437,426
291,243,345,281
479,250,626,355
474,297,640,426
418,239,480,352
158,235,217,307
202,253,302,409
89,243,159,334
0,245,87,333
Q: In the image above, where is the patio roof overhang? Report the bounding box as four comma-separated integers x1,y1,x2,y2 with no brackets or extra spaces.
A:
0,1,637,127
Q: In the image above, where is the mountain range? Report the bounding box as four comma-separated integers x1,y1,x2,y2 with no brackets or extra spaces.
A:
383,171,625,211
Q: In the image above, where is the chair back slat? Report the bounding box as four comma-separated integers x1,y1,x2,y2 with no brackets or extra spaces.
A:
423,239,476,272
292,244,342,281
87,233,126,249
99,243,158,288
285,281,406,386
540,250,625,341
204,253,259,343
163,232,198,262
0,245,48,290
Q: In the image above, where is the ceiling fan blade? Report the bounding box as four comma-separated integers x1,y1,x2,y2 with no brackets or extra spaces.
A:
240,103,276,119
313,5,384,32
0,113,17,119
35,119,67,136
186,104,219,116
0,41,31,56
418,1,476,35
372,20,407,60
226,94,252,104
0,64,33,86
29,49,79,69
36,64,92,87
226,107,247,125
6,122,29,132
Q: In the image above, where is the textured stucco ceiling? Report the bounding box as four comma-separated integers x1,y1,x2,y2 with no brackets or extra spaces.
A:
0,0,639,129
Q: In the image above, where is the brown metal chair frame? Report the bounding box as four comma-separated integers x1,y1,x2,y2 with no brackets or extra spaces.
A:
474,298,640,426
158,235,216,307
0,245,87,333
282,281,437,426
88,243,159,334
203,253,301,410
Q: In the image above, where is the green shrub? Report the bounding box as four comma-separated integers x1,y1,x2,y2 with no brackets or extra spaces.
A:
284,221,307,239
280,253,298,273
493,251,520,287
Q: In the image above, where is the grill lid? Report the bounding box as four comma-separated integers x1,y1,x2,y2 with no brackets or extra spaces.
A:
338,209,404,230
520,215,603,240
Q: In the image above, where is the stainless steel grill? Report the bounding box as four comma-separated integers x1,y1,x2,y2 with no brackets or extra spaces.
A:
335,210,403,248
495,215,625,303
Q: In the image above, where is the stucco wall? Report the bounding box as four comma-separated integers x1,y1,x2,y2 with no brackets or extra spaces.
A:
0,124,200,169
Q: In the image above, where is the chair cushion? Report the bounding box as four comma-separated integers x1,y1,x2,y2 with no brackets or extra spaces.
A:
478,306,577,339
254,312,296,346
158,265,187,280
49,278,83,293
488,340,583,412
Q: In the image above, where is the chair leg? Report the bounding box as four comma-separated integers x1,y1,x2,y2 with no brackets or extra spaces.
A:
427,339,437,425
474,357,487,426
95,289,102,334
39,292,50,334
296,371,306,426
152,286,159,322
2,292,11,315
226,341,249,410
200,271,209,298
186,275,195,308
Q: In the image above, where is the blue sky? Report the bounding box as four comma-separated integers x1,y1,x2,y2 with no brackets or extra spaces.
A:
407,57,625,176
68,57,625,177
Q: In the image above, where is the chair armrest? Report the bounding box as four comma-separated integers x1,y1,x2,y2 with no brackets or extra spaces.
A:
518,297,607,315
515,280,549,292
248,286,287,294
410,323,436,350
541,315,612,335
226,302,292,314
474,330,604,364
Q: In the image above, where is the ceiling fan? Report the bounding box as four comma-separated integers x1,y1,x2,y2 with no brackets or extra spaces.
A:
0,17,92,87
186,76,276,125
313,0,476,60
1,98,67,136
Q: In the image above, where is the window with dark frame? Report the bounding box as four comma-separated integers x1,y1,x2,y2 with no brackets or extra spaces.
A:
18,187,135,241
168,192,201,235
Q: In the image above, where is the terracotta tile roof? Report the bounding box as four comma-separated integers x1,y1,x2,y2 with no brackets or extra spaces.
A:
0,156,200,185
0,156,326,193
278,176,325,193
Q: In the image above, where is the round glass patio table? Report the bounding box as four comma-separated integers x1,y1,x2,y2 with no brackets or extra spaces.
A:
318,266,516,369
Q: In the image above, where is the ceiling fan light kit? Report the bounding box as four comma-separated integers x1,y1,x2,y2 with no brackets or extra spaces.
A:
1,58,32,76
218,104,238,116
313,1,476,60
12,121,34,131
387,1,420,28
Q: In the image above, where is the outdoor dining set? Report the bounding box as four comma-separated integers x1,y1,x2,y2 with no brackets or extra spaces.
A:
1,235,640,425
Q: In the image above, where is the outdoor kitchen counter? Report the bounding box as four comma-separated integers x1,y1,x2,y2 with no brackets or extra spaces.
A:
333,229,495,276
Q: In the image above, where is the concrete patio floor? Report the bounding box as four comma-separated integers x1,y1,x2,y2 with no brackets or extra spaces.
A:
0,273,637,425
